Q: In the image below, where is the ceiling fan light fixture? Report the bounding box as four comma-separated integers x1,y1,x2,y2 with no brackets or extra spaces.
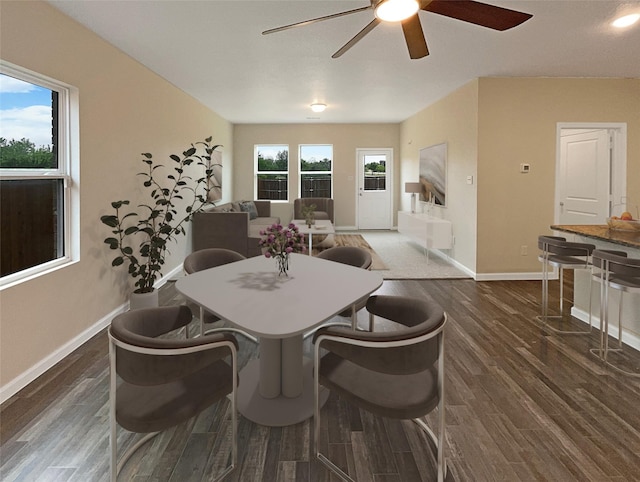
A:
375,0,420,22
612,13,640,28
310,103,327,113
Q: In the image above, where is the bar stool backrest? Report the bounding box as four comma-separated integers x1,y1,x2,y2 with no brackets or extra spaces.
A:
538,235,595,258
593,250,640,278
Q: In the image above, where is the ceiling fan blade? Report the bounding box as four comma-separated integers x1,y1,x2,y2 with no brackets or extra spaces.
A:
423,0,532,31
262,5,372,35
332,18,381,58
402,14,429,59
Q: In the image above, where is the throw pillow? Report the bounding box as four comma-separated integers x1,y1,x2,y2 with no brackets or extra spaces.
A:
211,206,231,213
240,201,259,220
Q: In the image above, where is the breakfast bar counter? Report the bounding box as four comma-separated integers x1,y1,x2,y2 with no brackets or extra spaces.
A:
550,224,640,249
550,224,640,349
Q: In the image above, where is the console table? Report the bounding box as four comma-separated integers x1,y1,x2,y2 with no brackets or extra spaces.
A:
397,212,453,254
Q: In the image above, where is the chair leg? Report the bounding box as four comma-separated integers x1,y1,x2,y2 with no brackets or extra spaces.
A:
110,341,117,482
537,264,592,335
618,291,624,349
589,270,607,361
601,289,640,378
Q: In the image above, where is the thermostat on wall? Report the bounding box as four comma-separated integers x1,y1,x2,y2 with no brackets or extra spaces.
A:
520,163,531,173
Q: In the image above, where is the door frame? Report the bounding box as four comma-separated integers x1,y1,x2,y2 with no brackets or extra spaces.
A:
554,122,627,224
355,148,394,230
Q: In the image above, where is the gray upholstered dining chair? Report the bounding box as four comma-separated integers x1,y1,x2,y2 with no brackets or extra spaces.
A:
108,305,238,481
537,235,595,334
313,295,447,482
315,246,373,330
183,248,257,342
589,249,640,377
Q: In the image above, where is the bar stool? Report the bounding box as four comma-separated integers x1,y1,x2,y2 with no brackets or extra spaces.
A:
589,249,640,377
537,235,595,334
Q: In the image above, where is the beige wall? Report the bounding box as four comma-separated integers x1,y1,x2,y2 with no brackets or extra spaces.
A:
233,124,400,226
477,77,640,274
400,77,639,276
0,1,233,388
400,81,479,272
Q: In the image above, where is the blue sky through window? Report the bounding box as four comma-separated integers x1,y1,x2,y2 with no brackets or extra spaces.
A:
0,73,53,148
300,145,332,163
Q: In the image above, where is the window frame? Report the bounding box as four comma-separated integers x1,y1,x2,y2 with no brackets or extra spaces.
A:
254,144,289,202
298,144,333,199
0,61,80,289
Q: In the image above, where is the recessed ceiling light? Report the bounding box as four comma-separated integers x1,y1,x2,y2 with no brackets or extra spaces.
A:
612,13,640,28
310,103,327,113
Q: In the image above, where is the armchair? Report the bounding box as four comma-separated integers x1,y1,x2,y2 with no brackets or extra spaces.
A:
313,295,448,481
108,306,238,481
294,197,334,223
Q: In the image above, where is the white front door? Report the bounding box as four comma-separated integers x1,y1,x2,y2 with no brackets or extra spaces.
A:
557,129,611,225
356,148,392,230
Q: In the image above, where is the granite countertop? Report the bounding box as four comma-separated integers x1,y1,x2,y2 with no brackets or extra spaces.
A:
551,224,640,249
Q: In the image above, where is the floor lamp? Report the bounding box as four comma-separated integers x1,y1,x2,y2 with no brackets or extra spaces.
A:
405,182,421,213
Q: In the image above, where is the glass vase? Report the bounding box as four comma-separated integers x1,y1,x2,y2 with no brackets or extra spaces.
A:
276,253,290,277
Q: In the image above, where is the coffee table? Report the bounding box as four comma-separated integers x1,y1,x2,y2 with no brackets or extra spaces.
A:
175,253,382,426
293,219,335,254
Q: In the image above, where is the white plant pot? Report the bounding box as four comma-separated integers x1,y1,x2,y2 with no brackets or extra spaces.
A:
129,289,159,310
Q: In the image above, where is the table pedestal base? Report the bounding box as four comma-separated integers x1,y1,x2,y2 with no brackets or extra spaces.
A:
237,357,329,427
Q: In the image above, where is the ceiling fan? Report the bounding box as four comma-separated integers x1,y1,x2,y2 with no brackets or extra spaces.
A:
262,0,532,60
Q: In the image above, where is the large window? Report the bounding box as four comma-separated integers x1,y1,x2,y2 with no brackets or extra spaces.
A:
0,62,79,288
299,144,332,198
255,145,288,201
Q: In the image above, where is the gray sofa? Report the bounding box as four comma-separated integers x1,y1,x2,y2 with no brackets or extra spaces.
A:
191,200,280,257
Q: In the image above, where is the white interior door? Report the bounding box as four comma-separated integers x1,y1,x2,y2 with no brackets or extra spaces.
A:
557,129,610,224
357,148,392,229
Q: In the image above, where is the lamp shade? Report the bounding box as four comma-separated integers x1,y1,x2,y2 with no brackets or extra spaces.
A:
405,182,422,193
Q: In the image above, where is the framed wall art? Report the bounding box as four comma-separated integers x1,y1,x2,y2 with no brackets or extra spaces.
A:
419,142,447,207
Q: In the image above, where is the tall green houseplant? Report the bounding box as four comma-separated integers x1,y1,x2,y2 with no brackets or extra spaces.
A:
101,137,219,293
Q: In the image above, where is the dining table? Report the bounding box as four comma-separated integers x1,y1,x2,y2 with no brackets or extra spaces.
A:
176,252,383,426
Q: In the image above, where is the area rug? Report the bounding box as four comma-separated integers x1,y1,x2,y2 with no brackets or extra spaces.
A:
358,231,471,280
312,234,388,270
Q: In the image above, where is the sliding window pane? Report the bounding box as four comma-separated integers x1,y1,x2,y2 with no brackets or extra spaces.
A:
0,179,64,276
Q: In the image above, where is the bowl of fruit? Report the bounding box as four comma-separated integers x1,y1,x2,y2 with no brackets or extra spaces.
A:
607,211,640,232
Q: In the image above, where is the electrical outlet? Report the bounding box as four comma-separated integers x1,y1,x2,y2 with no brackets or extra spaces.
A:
520,245,528,256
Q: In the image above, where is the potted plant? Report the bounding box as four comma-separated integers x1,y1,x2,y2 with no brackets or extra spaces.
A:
301,203,316,227
101,136,219,308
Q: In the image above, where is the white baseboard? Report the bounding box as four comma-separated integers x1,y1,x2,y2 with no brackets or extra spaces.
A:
571,306,640,353
0,303,124,405
475,271,546,281
0,265,184,405
436,253,476,279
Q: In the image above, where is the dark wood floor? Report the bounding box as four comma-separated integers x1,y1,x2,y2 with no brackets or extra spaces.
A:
2,277,640,481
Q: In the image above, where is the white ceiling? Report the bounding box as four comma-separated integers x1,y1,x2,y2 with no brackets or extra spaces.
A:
48,0,640,124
